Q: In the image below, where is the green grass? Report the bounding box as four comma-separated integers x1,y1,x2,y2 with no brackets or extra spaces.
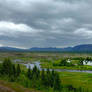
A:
0,80,41,92
1,71,92,92
41,60,92,70
41,62,92,70
59,71,92,91
40,58,92,70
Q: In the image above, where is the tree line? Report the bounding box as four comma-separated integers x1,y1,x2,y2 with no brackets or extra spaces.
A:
27,66,61,90
0,58,21,81
0,58,61,91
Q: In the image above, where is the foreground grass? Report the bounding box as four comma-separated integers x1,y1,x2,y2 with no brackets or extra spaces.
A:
1,72,92,92
59,72,92,91
0,80,41,92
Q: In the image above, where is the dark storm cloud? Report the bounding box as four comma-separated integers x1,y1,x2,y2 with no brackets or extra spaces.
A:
0,0,92,48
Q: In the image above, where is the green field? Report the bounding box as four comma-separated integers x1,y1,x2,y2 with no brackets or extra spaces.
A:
41,61,92,70
59,72,92,91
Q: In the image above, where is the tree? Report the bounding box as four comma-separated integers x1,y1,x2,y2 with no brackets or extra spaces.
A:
46,68,51,87
50,69,55,87
27,66,32,79
41,69,46,85
36,69,40,79
78,60,84,66
16,64,21,77
53,72,61,91
12,64,16,77
32,66,37,74
60,59,67,66
1,58,13,76
32,66,40,79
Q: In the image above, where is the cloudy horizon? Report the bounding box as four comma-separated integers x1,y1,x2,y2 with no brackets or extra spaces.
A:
0,0,92,48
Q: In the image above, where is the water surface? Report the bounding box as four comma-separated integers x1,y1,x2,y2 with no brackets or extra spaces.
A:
24,61,92,73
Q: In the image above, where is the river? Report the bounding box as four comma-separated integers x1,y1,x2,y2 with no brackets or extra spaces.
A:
24,61,92,73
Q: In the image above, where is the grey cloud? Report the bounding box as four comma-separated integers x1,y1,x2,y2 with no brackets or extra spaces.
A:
0,0,92,48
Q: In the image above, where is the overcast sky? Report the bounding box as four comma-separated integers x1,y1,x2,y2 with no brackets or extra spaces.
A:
0,0,92,48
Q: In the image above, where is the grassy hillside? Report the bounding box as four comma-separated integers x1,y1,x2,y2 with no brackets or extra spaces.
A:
0,80,41,92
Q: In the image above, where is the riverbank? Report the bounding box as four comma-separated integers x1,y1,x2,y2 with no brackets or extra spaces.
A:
41,62,92,71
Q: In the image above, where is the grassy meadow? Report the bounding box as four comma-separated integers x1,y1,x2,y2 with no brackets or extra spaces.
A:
59,72,92,91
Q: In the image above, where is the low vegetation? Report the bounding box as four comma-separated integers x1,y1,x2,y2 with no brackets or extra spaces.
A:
41,57,92,70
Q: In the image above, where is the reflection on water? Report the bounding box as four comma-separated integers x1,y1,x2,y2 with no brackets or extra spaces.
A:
24,61,92,73
24,62,41,70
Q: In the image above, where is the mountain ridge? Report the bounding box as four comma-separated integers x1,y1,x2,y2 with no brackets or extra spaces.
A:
29,44,92,52
0,44,92,52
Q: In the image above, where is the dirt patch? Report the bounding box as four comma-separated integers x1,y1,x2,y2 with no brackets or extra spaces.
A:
0,85,15,92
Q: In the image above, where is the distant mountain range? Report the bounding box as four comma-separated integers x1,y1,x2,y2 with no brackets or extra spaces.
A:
1,44,92,52
0,47,27,52
29,44,92,52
